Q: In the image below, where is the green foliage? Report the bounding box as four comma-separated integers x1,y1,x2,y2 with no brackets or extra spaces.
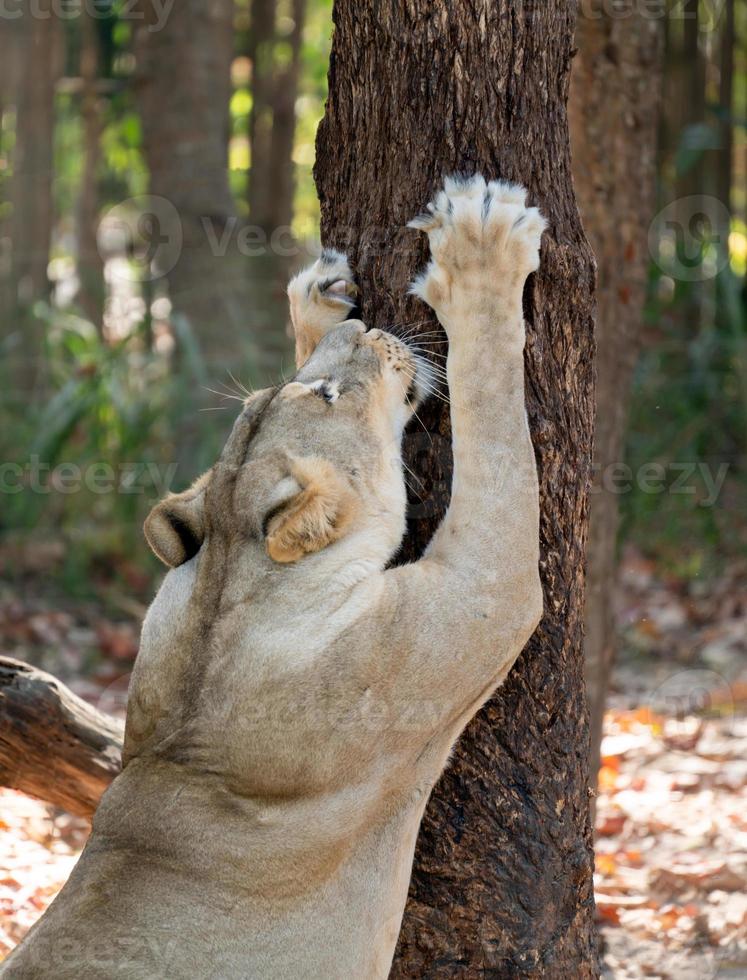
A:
622,264,747,577
100,111,147,199
0,310,179,595
53,93,85,225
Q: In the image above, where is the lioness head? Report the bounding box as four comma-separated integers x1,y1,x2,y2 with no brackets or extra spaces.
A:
145,320,435,571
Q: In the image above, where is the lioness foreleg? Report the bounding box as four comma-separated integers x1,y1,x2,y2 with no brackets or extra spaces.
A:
385,176,545,720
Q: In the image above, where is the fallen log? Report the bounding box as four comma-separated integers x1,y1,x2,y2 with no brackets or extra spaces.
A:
0,657,123,818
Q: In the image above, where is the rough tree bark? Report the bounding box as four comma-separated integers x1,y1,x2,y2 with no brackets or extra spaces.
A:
569,9,663,791
315,2,598,974
0,659,123,819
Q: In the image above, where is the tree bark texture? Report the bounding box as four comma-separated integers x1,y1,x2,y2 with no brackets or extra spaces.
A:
315,3,598,976
0,658,123,820
569,10,663,792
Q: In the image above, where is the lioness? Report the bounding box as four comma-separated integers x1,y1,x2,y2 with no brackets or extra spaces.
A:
3,176,544,978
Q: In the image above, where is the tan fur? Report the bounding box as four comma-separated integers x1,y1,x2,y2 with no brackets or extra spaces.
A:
2,177,544,980
266,457,355,563
288,249,358,368
142,471,211,568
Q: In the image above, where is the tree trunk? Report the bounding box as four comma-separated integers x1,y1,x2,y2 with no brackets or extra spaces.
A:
315,2,598,975
0,658,123,820
7,5,58,304
1,2,60,394
248,0,305,233
716,0,734,262
680,0,707,201
247,0,278,231
76,6,106,330
266,0,306,232
245,0,307,389
134,0,253,377
569,11,663,792
0,22,19,295
133,0,294,390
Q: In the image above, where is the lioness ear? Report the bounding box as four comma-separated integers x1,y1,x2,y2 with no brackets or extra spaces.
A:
265,458,354,563
144,472,210,568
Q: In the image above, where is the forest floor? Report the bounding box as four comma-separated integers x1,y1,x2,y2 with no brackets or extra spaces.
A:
0,546,746,977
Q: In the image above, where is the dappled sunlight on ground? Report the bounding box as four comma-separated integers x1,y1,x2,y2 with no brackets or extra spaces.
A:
596,711,747,978
0,791,88,958
1,709,745,975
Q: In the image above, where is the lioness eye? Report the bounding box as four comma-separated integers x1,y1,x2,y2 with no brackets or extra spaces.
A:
310,380,339,403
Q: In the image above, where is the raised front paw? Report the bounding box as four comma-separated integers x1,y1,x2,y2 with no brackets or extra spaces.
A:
408,176,546,328
288,250,359,367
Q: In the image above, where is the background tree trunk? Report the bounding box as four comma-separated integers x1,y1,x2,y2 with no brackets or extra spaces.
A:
315,2,598,974
134,0,294,391
266,0,305,233
76,6,106,330
2,2,61,395
716,0,735,269
679,0,707,199
8,6,58,306
247,0,278,231
133,0,254,378
0,19,20,320
247,0,306,233
569,10,664,793
246,0,307,389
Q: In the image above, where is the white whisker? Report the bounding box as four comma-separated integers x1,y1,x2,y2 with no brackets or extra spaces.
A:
404,389,433,444
401,456,426,491
227,370,252,398
202,385,245,404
